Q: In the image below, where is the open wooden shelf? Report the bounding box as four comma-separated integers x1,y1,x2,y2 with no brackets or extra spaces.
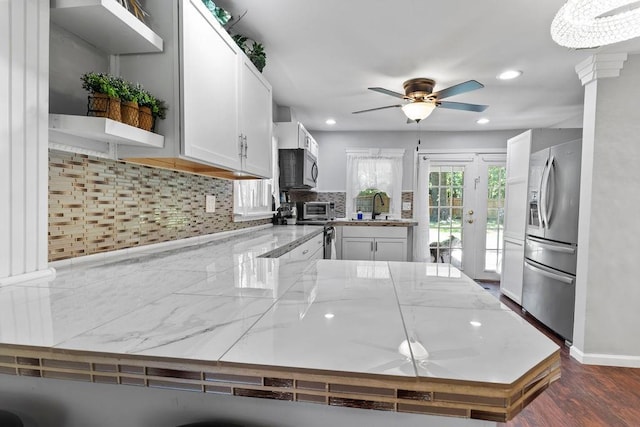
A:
49,114,164,148
50,0,163,54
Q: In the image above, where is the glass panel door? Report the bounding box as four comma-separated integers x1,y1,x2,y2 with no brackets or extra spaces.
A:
428,165,465,268
416,153,506,280
484,165,506,273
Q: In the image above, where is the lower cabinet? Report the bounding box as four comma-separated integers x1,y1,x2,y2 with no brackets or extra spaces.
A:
339,226,410,261
500,238,525,304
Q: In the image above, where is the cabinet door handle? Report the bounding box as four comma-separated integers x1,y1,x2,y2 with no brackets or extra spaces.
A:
370,241,373,252
238,134,244,156
243,135,248,158
375,241,378,252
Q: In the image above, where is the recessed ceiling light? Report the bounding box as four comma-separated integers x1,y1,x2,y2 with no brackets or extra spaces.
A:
497,70,522,80
325,118,336,125
476,118,490,125
470,321,482,327
324,313,335,319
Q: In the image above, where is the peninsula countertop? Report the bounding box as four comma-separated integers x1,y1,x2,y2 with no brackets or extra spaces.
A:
0,224,559,422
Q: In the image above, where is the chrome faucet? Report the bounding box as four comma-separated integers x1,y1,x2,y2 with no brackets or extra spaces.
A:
371,192,385,220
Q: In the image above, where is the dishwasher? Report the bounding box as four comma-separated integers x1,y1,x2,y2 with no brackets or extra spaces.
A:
323,225,336,259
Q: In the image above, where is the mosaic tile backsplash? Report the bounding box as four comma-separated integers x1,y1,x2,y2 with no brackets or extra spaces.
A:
48,150,270,261
288,190,414,219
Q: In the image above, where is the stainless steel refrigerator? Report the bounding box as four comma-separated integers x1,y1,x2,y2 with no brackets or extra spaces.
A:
523,138,581,342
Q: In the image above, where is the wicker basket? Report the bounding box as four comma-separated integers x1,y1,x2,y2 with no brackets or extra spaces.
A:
121,101,139,127
87,93,121,122
138,105,154,131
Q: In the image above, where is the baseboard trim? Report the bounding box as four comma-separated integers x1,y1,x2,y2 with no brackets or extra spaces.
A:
0,268,57,286
570,346,640,368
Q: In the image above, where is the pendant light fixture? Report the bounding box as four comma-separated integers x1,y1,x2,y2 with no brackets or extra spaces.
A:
402,101,436,122
551,0,640,48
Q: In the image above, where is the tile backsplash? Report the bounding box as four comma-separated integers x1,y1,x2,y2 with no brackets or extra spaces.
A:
288,190,414,219
48,150,270,261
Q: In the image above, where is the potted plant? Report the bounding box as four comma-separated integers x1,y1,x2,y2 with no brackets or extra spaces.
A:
113,77,139,127
232,34,266,72
132,83,154,131
81,72,121,121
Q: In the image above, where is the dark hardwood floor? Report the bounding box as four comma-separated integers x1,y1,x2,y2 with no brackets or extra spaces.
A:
478,282,640,427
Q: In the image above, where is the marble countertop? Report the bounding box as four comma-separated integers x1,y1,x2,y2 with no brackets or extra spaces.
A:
0,225,557,385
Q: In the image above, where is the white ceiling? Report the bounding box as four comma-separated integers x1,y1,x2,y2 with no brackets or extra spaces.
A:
214,0,640,132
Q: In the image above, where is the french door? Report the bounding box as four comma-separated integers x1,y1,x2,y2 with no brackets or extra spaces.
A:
416,153,506,280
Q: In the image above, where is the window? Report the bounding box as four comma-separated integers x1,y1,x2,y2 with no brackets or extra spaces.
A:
233,179,272,220
346,149,404,219
233,136,278,221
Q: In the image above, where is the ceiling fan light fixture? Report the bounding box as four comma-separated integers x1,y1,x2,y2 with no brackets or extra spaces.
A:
401,101,436,121
551,0,640,48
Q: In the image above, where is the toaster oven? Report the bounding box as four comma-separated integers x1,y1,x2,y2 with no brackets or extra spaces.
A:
299,201,335,220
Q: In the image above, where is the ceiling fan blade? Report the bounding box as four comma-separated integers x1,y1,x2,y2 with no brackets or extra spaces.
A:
352,104,402,114
437,101,488,112
368,87,407,99
431,80,484,100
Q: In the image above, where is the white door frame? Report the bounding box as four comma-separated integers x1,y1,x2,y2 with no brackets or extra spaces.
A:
414,150,506,280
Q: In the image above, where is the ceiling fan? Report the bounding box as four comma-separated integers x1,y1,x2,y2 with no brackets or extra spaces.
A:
352,78,488,122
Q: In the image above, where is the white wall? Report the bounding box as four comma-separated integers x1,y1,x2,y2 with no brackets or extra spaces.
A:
0,0,50,282
573,54,640,366
312,130,522,192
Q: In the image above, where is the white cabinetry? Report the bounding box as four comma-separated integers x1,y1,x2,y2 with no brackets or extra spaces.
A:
340,227,409,261
275,122,319,158
181,0,241,171
278,233,324,260
118,0,272,179
239,57,273,178
500,131,531,304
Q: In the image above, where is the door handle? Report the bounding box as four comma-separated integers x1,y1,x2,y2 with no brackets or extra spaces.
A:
546,157,556,226
370,241,374,252
375,241,378,252
540,158,552,228
243,135,248,158
468,210,474,215
467,219,474,224
527,236,575,254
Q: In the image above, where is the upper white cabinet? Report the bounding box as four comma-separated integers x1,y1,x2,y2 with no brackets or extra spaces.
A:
239,56,273,178
180,0,242,171
276,122,319,158
117,0,272,179
503,131,532,241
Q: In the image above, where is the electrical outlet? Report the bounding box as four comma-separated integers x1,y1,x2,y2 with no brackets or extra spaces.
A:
205,195,216,213
402,201,412,211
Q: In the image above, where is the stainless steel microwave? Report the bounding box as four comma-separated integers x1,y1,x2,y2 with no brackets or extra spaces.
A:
278,148,318,189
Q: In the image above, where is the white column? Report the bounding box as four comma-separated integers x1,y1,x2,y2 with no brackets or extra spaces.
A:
0,0,54,284
571,53,640,367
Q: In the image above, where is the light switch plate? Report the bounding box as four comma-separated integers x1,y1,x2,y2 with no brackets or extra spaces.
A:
205,195,216,213
402,201,412,211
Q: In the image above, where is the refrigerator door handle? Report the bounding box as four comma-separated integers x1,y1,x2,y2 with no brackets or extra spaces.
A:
540,158,552,228
527,236,576,254
546,156,556,227
524,260,574,284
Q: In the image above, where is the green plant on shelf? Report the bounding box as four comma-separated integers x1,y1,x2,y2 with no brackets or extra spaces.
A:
80,72,119,99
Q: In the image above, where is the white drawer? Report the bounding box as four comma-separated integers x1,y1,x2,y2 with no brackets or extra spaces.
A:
342,226,406,239
288,234,324,260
